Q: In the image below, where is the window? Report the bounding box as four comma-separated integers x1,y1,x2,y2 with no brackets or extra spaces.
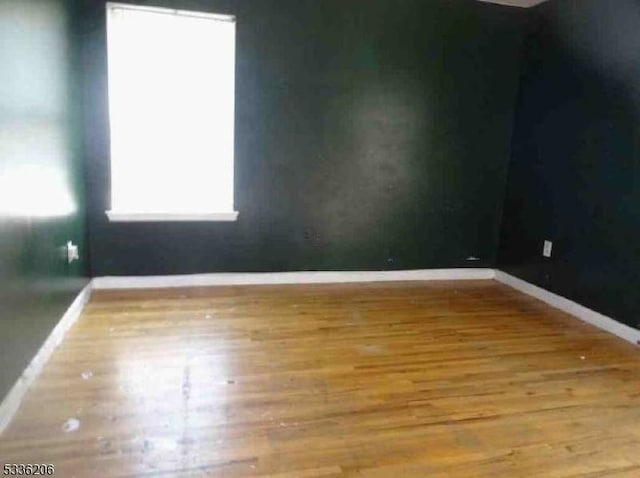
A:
105,3,237,222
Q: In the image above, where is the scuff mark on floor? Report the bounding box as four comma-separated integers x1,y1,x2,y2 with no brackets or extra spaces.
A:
62,418,80,432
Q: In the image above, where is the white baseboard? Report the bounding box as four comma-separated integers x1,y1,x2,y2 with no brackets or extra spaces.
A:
91,268,496,289
0,283,93,435
89,269,640,345
495,270,640,346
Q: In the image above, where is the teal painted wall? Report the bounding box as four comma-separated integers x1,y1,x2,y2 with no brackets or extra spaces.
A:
498,0,640,331
0,0,89,399
81,0,526,275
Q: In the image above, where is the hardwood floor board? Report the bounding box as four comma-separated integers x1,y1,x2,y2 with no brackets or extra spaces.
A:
1,280,640,477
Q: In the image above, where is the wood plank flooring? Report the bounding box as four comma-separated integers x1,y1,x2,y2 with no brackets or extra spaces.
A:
1,280,640,477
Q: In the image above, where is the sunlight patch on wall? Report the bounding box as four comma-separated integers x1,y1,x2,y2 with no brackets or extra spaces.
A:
0,0,76,219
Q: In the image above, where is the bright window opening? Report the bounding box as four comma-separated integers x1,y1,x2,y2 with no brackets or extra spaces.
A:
106,3,237,222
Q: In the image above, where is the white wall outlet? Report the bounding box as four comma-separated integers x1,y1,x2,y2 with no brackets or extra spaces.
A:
67,241,79,264
543,240,553,258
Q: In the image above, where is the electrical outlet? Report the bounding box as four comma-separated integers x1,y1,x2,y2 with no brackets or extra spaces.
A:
543,240,553,258
67,241,79,264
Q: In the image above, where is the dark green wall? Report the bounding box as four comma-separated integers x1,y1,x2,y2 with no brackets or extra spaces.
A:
0,0,89,399
81,0,526,276
498,0,640,330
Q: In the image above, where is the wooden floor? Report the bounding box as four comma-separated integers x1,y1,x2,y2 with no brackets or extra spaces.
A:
1,281,640,477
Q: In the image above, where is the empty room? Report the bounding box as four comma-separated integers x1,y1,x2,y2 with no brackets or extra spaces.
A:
1,0,640,476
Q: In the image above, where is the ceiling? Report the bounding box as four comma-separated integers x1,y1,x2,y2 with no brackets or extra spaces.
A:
477,0,549,7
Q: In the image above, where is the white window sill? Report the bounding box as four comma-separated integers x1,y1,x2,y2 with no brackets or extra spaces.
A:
106,211,239,222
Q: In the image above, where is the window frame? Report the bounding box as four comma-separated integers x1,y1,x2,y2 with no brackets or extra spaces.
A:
104,2,238,223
